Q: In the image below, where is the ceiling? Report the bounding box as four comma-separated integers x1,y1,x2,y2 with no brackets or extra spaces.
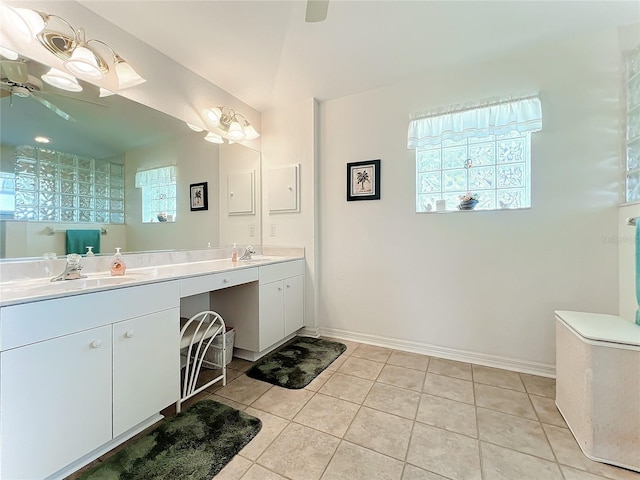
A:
79,0,640,112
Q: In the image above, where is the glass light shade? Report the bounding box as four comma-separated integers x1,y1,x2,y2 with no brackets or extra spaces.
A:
243,122,260,140
1,6,44,43
0,45,18,60
41,67,82,92
205,107,222,126
115,59,146,89
187,123,204,132
204,132,224,144
227,120,245,140
99,87,115,97
64,45,103,80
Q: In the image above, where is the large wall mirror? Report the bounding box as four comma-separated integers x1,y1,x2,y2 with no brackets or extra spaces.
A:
0,55,261,259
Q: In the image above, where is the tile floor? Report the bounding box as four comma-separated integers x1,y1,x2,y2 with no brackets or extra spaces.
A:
70,338,640,480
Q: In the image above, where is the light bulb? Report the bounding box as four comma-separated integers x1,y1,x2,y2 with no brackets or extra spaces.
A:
64,45,103,80
41,68,82,92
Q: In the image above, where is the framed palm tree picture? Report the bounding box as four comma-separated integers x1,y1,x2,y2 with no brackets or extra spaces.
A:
347,159,381,201
190,182,208,211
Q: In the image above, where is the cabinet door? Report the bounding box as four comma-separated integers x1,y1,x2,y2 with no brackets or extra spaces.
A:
284,275,304,336
113,308,180,437
259,282,285,350
1,326,112,480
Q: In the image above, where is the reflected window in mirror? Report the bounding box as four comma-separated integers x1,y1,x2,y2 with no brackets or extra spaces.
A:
135,166,177,223
0,172,15,218
12,145,124,223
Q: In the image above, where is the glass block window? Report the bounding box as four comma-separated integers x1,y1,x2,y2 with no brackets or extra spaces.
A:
416,132,531,212
134,166,177,223
12,145,124,223
626,43,640,203
0,172,15,218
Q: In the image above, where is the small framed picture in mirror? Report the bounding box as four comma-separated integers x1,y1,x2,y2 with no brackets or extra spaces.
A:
347,159,381,201
190,182,208,211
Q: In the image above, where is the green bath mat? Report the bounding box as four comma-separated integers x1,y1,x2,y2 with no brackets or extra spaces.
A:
77,400,261,480
246,336,347,389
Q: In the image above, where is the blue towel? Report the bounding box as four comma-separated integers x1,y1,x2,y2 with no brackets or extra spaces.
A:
636,223,640,325
66,229,100,255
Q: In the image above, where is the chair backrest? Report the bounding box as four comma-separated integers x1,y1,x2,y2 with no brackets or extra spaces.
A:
179,310,226,400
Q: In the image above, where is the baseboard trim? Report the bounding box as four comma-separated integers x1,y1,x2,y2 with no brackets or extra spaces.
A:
298,326,320,337
318,327,556,378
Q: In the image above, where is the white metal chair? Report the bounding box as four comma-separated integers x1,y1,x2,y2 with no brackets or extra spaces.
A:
176,310,227,413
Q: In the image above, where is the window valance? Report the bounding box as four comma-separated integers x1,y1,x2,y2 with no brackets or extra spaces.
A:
407,96,542,149
135,166,177,188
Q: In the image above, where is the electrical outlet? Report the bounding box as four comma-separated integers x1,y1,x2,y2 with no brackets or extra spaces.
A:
270,224,276,237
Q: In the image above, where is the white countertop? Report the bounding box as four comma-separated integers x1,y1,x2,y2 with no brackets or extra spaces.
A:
555,310,640,347
0,255,302,307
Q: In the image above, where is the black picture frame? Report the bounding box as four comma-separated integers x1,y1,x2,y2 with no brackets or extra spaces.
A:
347,159,381,201
190,182,208,211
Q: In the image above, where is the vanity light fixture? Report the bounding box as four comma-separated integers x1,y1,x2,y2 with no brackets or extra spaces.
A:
0,45,19,60
186,123,204,132
204,132,224,144
41,67,83,92
2,5,145,91
201,106,260,143
34,136,50,143
99,87,116,97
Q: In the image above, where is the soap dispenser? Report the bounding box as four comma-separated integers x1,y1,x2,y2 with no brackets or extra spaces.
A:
110,248,127,276
231,243,238,263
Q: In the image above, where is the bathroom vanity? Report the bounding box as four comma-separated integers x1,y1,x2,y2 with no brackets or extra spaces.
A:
0,249,304,480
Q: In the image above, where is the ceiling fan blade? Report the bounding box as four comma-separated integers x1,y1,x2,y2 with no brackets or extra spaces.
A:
39,90,108,108
305,0,329,22
0,60,28,84
30,94,77,123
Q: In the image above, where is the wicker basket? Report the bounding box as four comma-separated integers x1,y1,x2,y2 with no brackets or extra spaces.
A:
203,326,235,367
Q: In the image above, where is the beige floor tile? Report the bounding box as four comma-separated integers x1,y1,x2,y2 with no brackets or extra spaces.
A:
472,365,525,391
240,407,290,461
416,393,477,438
377,364,426,392
423,373,474,404
529,394,566,427
363,382,421,420
351,344,393,363
474,383,537,419
387,351,430,372
406,422,481,480
293,393,360,437
240,464,289,480
257,423,339,480
401,464,449,479
209,394,247,411
477,408,554,460
560,465,623,480
338,356,385,380
228,358,254,372
427,357,472,381
480,442,563,480
250,385,314,419
520,373,556,398
304,369,334,391
326,354,347,371
215,454,253,480
344,406,414,460
543,424,640,480
321,441,404,480
321,338,360,356
319,372,374,404
216,375,272,405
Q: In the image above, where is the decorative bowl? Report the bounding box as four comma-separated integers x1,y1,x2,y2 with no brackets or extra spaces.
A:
157,212,168,222
458,199,478,210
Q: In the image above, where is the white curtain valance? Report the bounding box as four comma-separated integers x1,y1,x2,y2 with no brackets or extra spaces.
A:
135,166,177,188
407,97,542,149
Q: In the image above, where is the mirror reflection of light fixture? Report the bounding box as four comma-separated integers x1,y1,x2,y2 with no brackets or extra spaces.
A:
187,123,204,132
0,45,19,60
204,132,224,144
201,106,259,143
2,6,145,91
41,67,83,92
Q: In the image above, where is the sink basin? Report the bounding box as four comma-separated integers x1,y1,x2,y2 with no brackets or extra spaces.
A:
237,255,282,265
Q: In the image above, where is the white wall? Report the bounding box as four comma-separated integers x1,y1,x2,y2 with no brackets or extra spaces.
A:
317,28,623,372
124,132,219,252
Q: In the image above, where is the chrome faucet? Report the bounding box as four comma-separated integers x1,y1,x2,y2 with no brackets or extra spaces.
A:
51,254,87,282
239,245,256,261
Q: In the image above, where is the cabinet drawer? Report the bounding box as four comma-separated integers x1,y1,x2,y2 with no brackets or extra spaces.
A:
259,260,304,284
180,267,257,298
0,281,180,351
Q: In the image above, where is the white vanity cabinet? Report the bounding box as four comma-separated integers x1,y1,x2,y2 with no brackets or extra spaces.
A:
0,281,180,480
212,259,304,359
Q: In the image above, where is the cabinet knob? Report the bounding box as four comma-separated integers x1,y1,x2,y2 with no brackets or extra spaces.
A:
286,284,291,288
223,278,229,283
278,286,283,291
90,340,102,349
125,330,135,338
